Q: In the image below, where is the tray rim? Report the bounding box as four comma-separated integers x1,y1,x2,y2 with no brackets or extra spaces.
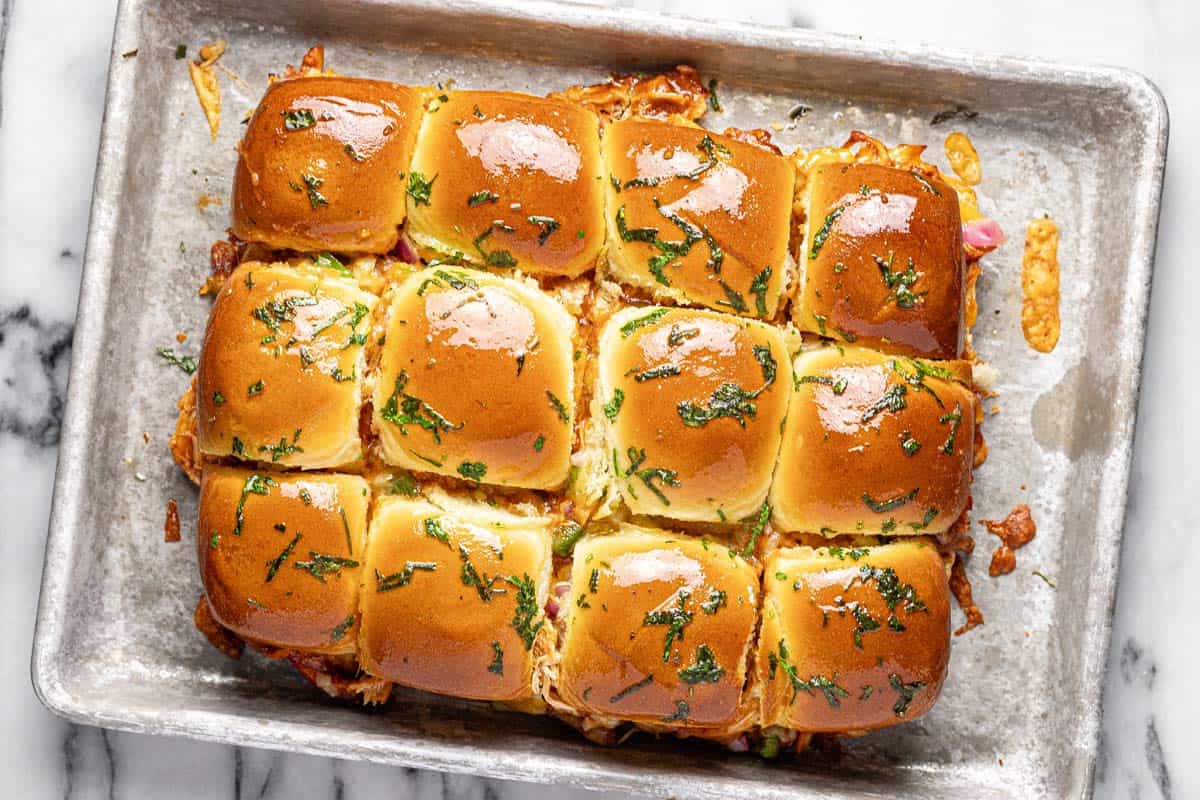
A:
30,0,1170,797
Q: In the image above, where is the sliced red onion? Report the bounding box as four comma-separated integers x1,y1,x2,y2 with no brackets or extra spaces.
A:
396,234,420,264
554,580,572,597
545,598,561,620
963,217,1005,250
728,735,750,753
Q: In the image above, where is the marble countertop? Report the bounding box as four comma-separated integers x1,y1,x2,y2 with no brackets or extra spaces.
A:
0,0,1191,797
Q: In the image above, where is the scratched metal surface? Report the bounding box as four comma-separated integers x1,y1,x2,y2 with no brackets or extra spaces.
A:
30,0,1167,797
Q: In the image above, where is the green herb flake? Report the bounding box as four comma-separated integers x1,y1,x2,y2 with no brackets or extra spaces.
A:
700,589,726,614
314,252,352,276
247,379,265,397
602,388,625,422
620,308,670,337
662,700,691,722
862,489,919,514
643,590,693,662
406,171,436,206
679,644,724,684
174,44,187,59
741,501,770,557
487,641,504,675
707,78,721,111
233,474,276,536
467,189,498,206
265,532,302,582
634,363,681,382
888,673,927,717
609,673,654,704
375,561,437,592
380,370,462,443
456,461,487,483
528,215,560,245
156,347,197,375
809,205,845,259
282,109,315,130
506,573,543,650
300,173,328,209
294,552,360,582
546,390,570,424
330,614,355,642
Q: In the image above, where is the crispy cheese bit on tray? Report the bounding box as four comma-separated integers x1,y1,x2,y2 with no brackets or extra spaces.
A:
796,161,965,358
196,260,375,470
602,119,794,317
554,525,759,736
232,76,424,254
549,65,710,124
770,346,975,536
1021,217,1061,353
596,306,791,523
372,267,575,490
357,495,552,702
197,466,369,653
188,40,226,141
983,503,1037,576
404,90,605,277
943,131,981,185
757,539,951,732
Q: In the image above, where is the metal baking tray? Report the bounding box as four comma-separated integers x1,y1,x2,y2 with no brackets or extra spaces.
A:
31,0,1168,797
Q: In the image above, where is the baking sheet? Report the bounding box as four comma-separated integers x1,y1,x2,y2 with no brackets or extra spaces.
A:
30,0,1168,797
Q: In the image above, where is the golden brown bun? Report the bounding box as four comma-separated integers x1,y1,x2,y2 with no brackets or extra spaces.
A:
232,76,424,254
197,466,368,653
405,91,605,277
555,525,759,732
356,495,551,701
795,162,964,358
597,306,791,522
757,539,951,732
372,267,575,489
602,119,794,317
770,346,974,535
196,261,376,470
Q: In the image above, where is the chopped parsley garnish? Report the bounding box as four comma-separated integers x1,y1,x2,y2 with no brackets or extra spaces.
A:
678,383,757,428
423,517,451,547
155,347,197,375
862,489,919,514
551,521,584,558
467,189,498,207
861,384,907,423
662,700,691,722
741,501,771,557
233,474,275,536
643,590,693,662
250,294,318,333
707,78,721,111
472,224,518,267
546,390,570,424
700,589,726,614
910,170,941,195
940,403,964,455
768,639,848,707
282,109,315,130
795,375,848,395
375,561,437,592
406,171,436,205
314,252,352,276
636,465,679,506
388,472,419,496
344,143,366,161
588,568,600,593
533,434,545,451
432,268,477,290
265,532,301,582
456,461,487,483
809,205,845,259
874,251,927,309
716,280,748,313
603,388,625,421
174,44,187,59
889,673,927,717
900,432,922,456
826,546,870,561
505,573,543,650
459,545,504,602
667,324,700,347
750,267,772,317
247,379,265,396
300,173,328,209
212,391,225,405
294,552,359,582
609,673,654,704
634,364,681,382
753,345,777,385
258,429,303,462
380,370,462,443
620,309,670,337
487,641,504,675
527,215,560,245
330,614,355,642
678,644,724,684
615,205,658,243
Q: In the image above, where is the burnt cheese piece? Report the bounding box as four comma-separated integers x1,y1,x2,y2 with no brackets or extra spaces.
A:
232,76,424,254
197,466,369,653
405,90,605,277
770,346,974,536
602,119,794,318
555,525,759,734
196,260,377,470
356,495,551,702
797,162,964,358
597,306,791,522
757,540,951,732
372,267,575,490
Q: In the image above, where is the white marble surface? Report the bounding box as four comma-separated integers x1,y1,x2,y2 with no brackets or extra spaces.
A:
0,0,1193,797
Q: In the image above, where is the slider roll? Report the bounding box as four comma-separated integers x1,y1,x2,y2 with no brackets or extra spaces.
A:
196,260,376,470
602,119,794,317
597,306,791,522
770,346,974,536
232,76,425,254
796,162,964,358
554,525,759,734
757,540,951,732
405,90,606,277
197,466,369,653
372,267,575,489
357,495,551,702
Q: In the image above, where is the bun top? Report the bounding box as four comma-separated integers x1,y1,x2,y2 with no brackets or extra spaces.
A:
196,260,376,470
770,345,975,536
597,306,792,522
197,466,369,653
405,90,605,277
356,494,552,702
232,76,424,254
798,162,964,358
602,119,794,317
758,539,951,732
555,525,759,732
372,267,575,489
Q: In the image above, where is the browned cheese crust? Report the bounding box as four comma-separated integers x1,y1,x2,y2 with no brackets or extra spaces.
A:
405,91,605,277
197,466,368,653
232,76,425,253
770,346,974,535
196,261,376,470
356,495,551,701
555,526,759,735
757,539,951,732
597,306,791,522
602,119,794,317
796,162,964,358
